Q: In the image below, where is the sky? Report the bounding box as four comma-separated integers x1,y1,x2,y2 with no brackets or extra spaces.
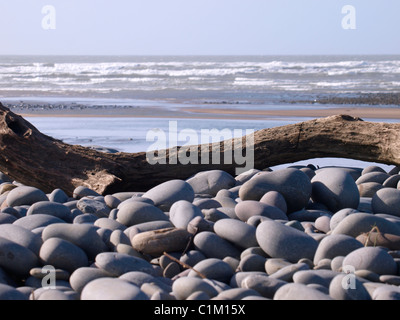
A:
0,0,399,55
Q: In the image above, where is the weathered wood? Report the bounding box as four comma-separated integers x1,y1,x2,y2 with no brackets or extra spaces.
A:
0,103,399,195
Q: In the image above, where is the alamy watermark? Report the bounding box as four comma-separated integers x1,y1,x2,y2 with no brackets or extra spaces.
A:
342,5,357,30
146,121,255,175
42,5,56,30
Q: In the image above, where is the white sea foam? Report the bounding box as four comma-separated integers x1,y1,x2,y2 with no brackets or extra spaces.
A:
1,55,399,99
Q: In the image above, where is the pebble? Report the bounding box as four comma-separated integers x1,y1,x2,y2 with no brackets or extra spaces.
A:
0,284,28,300
142,180,195,211
237,254,266,272
259,191,288,214
383,174,400,188
0,236,39,276
127,220,174,238
372,188,400,217
95,252,157,277
117,201,169,227
130,228,192,256
172,277,218,300
48,189,69,203
169,200,202,229
274,283,333,300
292,270,340,288
39,238,89,273
256,220,318,263
13,214,65,231
311,168,360,212
331,212,400,237
241,274,286,299
186,170,236,196
77,198,110,218
42,223,108,260
193,231,241,260
358,182,383,198
188,258,234,283
313,234,364,265
26,201,72,222
81,278,148,300
239,168,312,213
329,274,371,300
72,186,100,199
214,219,258,249
6,186,48,207
235,201,288,222
329,208,359,231
343,247,398,275
0,224,42,256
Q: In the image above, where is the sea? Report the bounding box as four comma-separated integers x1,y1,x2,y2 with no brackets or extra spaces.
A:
1,55,400,170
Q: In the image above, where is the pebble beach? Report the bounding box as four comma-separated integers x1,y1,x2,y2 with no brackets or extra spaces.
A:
1,162,400,300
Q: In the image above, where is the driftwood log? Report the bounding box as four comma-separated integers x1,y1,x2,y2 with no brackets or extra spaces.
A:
0,102,399,195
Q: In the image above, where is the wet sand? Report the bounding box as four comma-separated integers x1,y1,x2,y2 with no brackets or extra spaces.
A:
15,105,400,121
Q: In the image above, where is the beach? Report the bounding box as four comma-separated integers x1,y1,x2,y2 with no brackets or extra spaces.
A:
1,55,400,301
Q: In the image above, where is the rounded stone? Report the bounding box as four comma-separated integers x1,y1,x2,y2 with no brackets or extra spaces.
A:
7,186,48,207
241,274,286,299
311,168,360,213
343,247,398,275
358,182,383,198
48,189,69,203
95,252,156,277
104,195,121,209
127,220,174,238
274,283,333,300
383,175,400,188
69,267,113,293
329,208,359,231
0,237,39,276
0,213,17,225
313,234,364,265
331,212,400,237
142,180,195,211
186,170,236,196
39,238,89,273
169,200,202,229
130,228,192,256
0,224,42,256
214,219,258,249
13,214,65,231
42,223,108,260
329,274,371,300
315,215,331,233
239,168,312,213
292,269,340,288
256,220,318,263
26,201,72,222
81,278,148,300
72,186,100,199
180,250,207,267
77,198,110,218
117,201,168,227
0,284,28,300
357,171,389,184
235,201,287,222
94,218,126,232
194,231,241,260
172,277,218,300
372,188,400,217
259,191,288,214
238,254,266,272
362,166,387,175
188,258,234,283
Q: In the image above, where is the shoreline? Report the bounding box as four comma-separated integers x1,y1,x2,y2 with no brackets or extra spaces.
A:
14,106,400,121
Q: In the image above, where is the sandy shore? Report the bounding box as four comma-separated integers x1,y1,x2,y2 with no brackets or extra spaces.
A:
14,105,400,121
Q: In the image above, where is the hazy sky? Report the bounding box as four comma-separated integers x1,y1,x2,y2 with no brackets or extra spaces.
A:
0,0,399,55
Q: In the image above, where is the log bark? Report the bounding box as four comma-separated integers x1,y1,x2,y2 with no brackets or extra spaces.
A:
0,103,399,195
